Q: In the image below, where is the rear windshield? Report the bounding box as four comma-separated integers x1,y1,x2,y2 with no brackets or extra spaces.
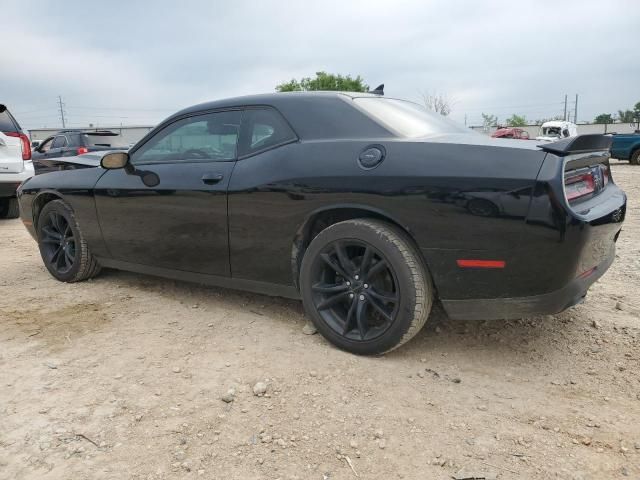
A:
82,133,126,148
353,97,470,137
0,107,18,132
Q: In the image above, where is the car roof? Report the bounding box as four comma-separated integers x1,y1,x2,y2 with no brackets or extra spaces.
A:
174,91,380,117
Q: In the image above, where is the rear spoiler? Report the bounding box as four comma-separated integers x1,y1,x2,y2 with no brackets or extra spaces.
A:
539,134,612,155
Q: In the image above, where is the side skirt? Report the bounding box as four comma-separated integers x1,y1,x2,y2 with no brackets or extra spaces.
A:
96,257,301,300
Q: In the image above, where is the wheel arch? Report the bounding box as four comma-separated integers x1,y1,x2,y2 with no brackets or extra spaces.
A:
290,204,423,290
32,190,66,229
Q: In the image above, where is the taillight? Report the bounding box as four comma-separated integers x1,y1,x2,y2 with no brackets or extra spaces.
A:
77,147,89,155
3,131,32,160
565,170,595,202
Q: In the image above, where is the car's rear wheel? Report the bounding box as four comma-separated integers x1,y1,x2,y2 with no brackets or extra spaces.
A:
300,219,433,355
0,198,19,219
37,200,101,282
630,149,640,165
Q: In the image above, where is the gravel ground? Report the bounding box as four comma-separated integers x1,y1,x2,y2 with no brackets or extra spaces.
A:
0,161,638,480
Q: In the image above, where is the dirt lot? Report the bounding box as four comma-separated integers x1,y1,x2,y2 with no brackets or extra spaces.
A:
1,162,638,480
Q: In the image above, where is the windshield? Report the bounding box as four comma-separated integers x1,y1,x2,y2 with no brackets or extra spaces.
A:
353,97,470,137
541,127,561,137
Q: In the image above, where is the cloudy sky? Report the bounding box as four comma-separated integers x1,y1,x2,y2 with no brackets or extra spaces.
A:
3,0,639,130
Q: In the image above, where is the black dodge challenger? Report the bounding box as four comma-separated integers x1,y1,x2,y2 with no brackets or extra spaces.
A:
17,92,626,354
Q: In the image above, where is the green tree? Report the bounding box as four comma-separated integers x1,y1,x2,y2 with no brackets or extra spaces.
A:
481,113,498,129
505,114,527,127
276,72,369,92
594,113,613,124
634,101,640,117
617,110,635,123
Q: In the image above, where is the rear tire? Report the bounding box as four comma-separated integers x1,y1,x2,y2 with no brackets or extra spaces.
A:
37,200,101,282
300,219,433,355
630,149,640,165
0,198,19,219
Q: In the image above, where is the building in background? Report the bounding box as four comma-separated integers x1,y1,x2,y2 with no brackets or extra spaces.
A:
29,125,154,146
471,122,638,138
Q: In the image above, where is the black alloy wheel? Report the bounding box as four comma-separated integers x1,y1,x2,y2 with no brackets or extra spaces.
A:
40,211,76,275
300,219,433,355
37,200,101,282
310,240,399,342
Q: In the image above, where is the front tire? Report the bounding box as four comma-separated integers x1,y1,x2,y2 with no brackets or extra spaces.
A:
37,200,101,282
300,219,433,355
0,198,19,219
630,149,640,165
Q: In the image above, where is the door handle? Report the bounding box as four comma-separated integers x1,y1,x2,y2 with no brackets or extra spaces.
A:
202,173,224,185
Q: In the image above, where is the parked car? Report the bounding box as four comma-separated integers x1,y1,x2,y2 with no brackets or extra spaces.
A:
16,92,626,354
491,127,530,139
609,132,640,164
0,104,34,219
536,121,578,142
32,130,126,174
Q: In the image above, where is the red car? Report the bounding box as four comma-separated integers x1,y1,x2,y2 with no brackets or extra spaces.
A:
491,127,530,140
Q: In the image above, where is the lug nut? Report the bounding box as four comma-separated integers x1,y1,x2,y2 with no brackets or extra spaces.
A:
346,281,351,286
359,294,365,301
364,284,369,289
349,293,354,299
354,275,360,280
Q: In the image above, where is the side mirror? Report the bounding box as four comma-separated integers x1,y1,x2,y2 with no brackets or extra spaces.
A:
101,152,129,169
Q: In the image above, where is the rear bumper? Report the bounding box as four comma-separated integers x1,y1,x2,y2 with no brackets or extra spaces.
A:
442,245,615,320
0,162,34,197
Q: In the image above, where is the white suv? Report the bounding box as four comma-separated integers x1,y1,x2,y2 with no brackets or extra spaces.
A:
0,104,34,219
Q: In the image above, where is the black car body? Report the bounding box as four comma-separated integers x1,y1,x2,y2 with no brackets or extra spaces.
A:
16,92,626,354
32,130,126,174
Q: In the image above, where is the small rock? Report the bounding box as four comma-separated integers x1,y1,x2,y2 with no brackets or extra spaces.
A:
221,388,236,403
302,323,317,335
349,439,358,449
45,362,58,369
377,439,386,449
374,429,384,439
114,374,123,380
275,438,286,448
135,414,144,422
591,319,600,329
207,323,214,327
581,437,592,446
253,382,268,396
615,302,624,311
309,370,318,377
172,367,182,374
477,405,488,411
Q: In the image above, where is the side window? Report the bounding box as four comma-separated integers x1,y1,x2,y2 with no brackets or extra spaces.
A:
238,108,297,157
521,131,530,139
562,129,570,137
51,136,67,148
131,110,241,165
67,133,84,147
39,138,54,153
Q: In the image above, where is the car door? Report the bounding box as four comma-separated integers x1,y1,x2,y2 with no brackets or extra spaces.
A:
47,135,68,159
94,110,241,276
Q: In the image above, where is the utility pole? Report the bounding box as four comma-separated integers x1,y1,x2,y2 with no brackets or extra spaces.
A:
563,94,568,121
574,94,578,124
464,114,467,127
57,95,66,128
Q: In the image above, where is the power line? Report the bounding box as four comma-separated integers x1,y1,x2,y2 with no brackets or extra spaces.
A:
58,96,67,128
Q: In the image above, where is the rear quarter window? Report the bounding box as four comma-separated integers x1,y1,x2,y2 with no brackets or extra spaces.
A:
0,108,18,132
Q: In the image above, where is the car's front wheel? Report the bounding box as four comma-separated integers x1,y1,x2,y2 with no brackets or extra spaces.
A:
300,219,433,355
37,200,101,282
630,149,640,165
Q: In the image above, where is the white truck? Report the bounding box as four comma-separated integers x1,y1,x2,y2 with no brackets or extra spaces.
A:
535,120,578,143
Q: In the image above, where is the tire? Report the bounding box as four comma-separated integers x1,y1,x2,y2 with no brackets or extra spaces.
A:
630,149,640,165
300,219,433,355
0,198,19,219
37,200,101,282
